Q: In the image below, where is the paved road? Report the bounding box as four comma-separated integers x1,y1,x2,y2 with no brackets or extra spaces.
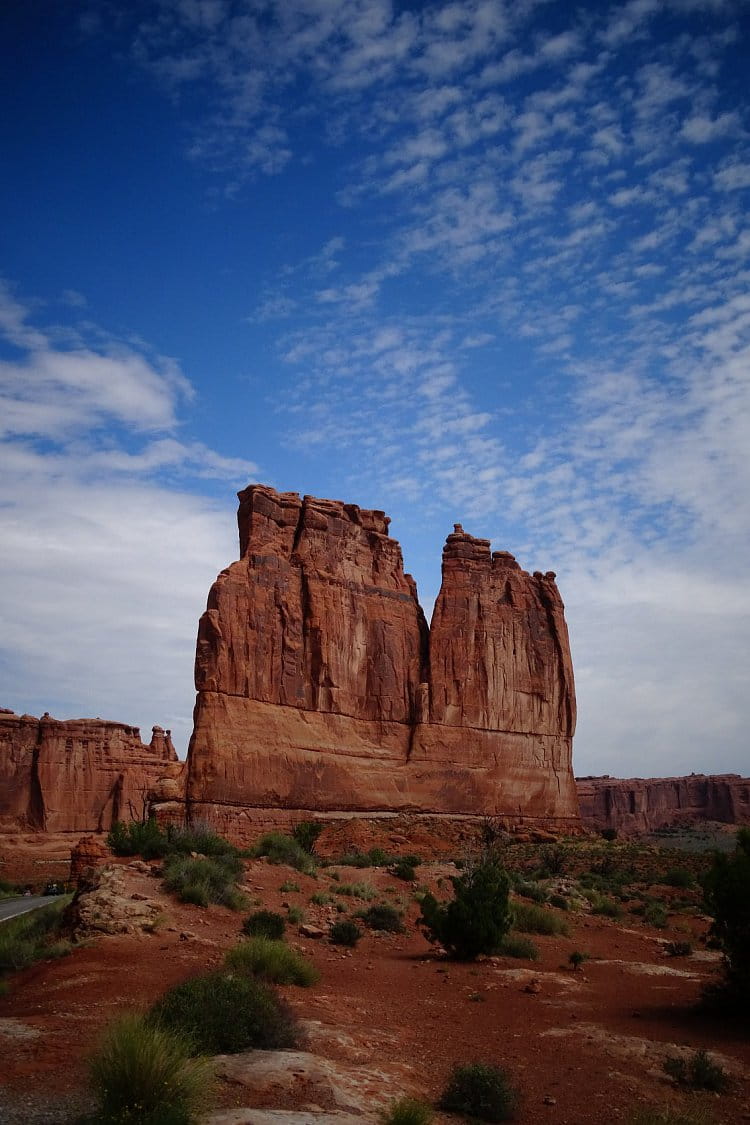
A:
0,895,56,923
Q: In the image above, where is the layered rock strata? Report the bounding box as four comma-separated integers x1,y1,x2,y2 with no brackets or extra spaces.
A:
185,485,579,836
0,709,180,834
577,774,750,835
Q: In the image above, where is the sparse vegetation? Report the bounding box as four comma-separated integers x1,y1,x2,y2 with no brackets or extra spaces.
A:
496,934,539,960
162,854,245,910
291,820,324,855
420,853,512,961
662,868,694,888
439,1062,519,1122
569,950,589,971
664,940,693,958
287,905,304,924
663,1049,729,1093
225,937,319,986
335,881,378,900
512,901,568,936
330,919,361,946
642,901,669,928
88,1011,213,1125
242,909,286,939
107,817,237,861
379,1096,434,1125
0,897,72,976
310,891,332,906
150,970,300,1054
280,880,301,893
251,831,317,874
702,827,750,1013
358,903,405,933
627,1108,717,1125
391,859,417,882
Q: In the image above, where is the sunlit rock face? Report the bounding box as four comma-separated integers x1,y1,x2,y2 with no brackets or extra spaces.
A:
0,709,180,833
186,485,579,837
577,774,750,834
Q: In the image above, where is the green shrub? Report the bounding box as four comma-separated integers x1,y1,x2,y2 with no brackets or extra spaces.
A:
569,950,589,971
336,881,377,900
225,937,319,986
642,901,669,929
336,851,374,868
662,868,694,889
420,854,512,961
251,832,316,874
702,828,750,1011
600,828,618,842
663,1049,728,1093
538,844,568,876
392,860,417,882
439,1062,518,1122
280,880,301,893
587,894,623,920
664,940,693,957
359,903,405,933
107,817,169,860
150,971,299,1054
88,1011,213,1125
549,893,568,911
0,897,71,975
292,821,324,855
496,934,539,960
163,854,245,909
515,882,548,904
310,891,332,906
165,822,237,857
287,905,304,924
242,910,286,939
330,919,361,946
512,901,568,936
379,1096,433,1125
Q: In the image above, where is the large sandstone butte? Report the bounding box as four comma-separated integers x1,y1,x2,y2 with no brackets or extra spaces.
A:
185,485,579,837
577,774,750,835
0,708,181,834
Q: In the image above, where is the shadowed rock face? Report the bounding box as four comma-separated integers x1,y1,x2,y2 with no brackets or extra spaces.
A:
0,710,180,833
186,485,579,833
577,774,750,834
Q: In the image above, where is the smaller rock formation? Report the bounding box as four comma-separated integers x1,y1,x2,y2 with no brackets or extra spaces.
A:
69,834,110,885
0,709,182,834
577,774,750,834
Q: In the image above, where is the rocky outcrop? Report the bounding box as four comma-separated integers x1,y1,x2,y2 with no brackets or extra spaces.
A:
577,774,750,834
185,485,578,839
0,710,181,834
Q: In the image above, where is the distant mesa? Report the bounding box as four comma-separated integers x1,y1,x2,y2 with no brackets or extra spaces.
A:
577,774,750,834
0,709,181,835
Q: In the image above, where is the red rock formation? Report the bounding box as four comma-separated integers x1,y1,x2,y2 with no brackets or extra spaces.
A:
0,710,181,834
185,485,579,838
577,774,750,835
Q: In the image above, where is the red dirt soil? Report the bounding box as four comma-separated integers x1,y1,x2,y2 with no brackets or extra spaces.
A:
1,853,749,1124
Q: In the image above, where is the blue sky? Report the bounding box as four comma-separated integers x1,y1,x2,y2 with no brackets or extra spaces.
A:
1,0,748,778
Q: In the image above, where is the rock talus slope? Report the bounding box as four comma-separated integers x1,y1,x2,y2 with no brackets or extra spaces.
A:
0,709,180,834
186,485,579,833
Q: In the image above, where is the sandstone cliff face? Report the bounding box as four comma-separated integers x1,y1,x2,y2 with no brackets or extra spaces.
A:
577,774,750,835
0,709,181,834
186,485,579,834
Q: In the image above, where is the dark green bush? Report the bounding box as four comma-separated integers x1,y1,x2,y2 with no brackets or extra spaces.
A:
664,940,693,957
663,1049,728,1093
600,828,618,841
420,854,512,961
515,881,548,904
292,821,324,855
359,903,405,933
242,910,286,939
439,1062,519,1122
702,828,750,1011
642,901,669,928
662,868,694,889
107,817,169,860
379,1096,433,1125
225,937,319,986
150,970,299,1054
330,919,362,946
496,934,539,960
163,854,245,909
392,860,417,882
549,893,568,911
251,832,316,874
